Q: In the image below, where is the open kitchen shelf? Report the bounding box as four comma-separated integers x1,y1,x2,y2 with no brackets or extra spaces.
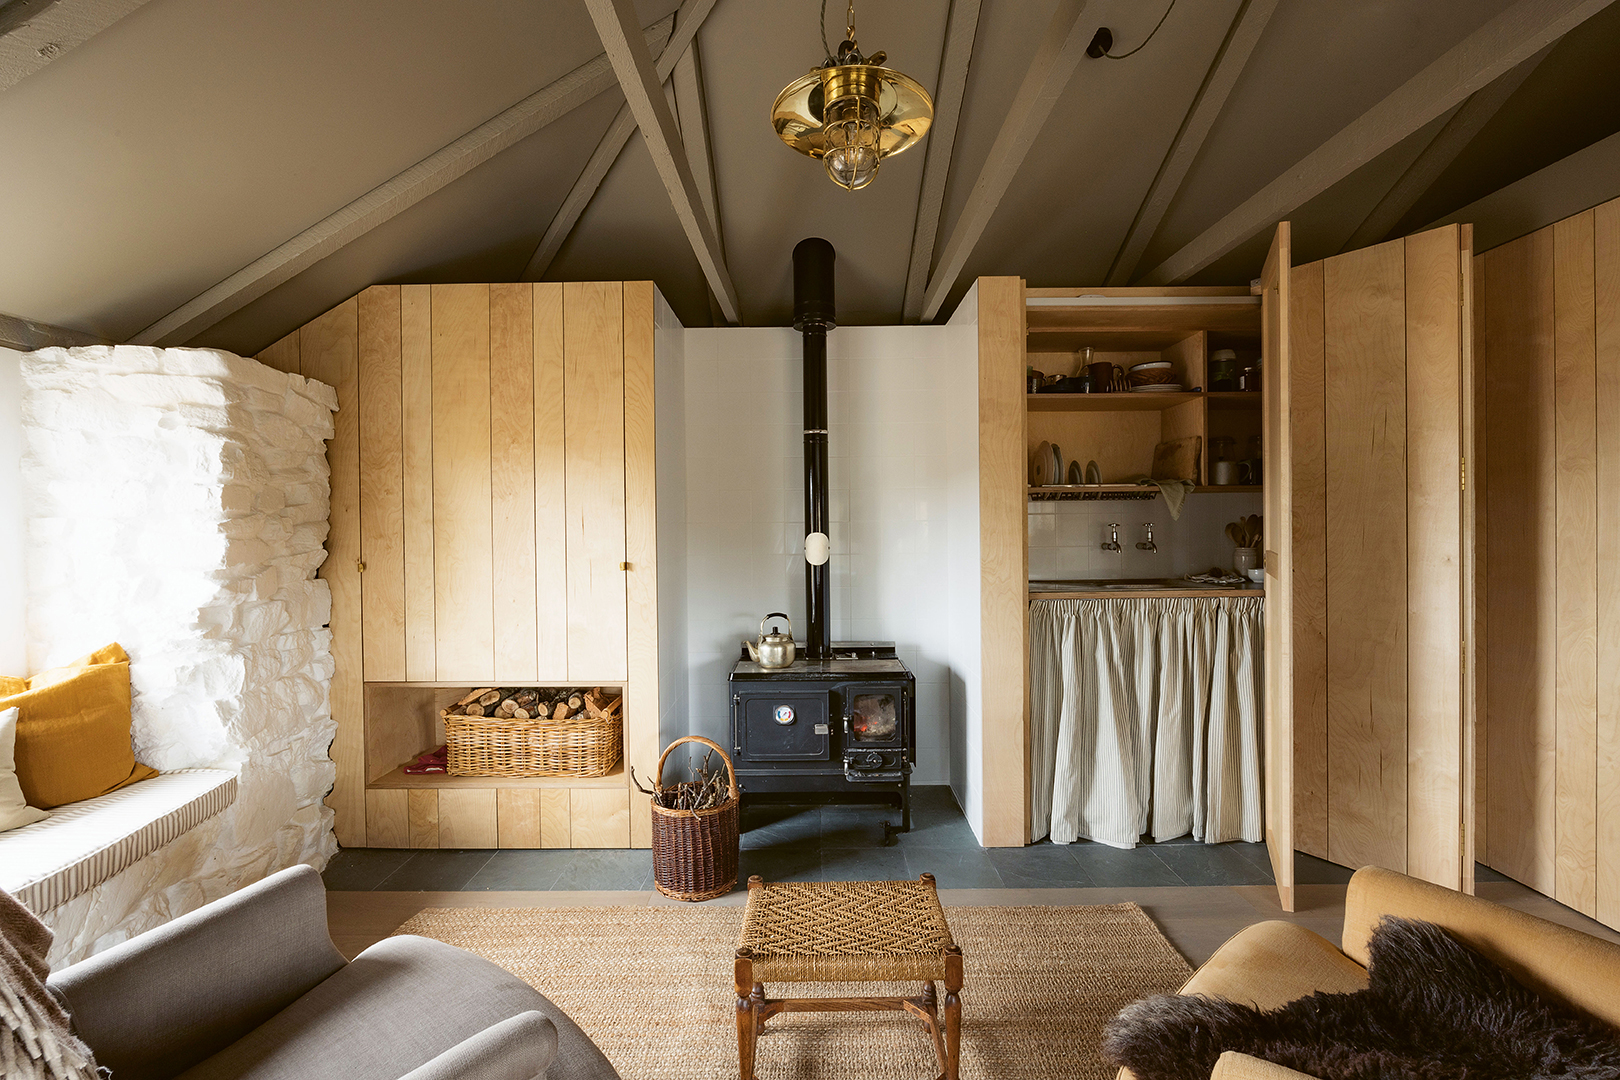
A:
1027,391,1202,412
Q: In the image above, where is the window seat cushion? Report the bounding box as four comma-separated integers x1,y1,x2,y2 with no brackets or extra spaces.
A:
0,768,237,914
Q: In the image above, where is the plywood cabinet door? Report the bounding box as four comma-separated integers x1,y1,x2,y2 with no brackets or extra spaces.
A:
1260,223,1296,912
563,282,629,682
1286,224,1475,894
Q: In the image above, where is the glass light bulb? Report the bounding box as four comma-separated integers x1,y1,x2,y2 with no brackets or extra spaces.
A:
825,145,878,190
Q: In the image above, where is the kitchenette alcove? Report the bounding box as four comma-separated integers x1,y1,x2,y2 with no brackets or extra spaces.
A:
257,281,686,851
966,221,1481,913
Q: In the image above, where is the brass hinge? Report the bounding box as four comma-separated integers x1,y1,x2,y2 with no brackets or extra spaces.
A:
1460,457,1466,491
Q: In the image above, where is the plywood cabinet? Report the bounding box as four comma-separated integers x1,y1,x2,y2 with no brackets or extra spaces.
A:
258,281,675,850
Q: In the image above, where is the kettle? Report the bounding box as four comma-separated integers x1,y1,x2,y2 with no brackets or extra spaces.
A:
746,613,796,669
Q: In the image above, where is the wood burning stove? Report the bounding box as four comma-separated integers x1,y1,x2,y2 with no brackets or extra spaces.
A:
727,239,917,834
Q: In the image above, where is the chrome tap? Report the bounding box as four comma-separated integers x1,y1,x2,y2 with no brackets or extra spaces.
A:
1101,523,1121,552
1136,523,1158,553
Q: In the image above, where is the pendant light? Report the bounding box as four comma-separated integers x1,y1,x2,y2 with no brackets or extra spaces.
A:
771,0,934,191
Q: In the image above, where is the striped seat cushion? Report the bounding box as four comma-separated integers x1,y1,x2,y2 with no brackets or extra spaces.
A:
0,769,237,913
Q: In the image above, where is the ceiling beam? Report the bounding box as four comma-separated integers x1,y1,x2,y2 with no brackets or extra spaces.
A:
130,14,677,347
1105,0,1278,286
0,310,107,350
901,0,983,322
918,0,1093,323
584,0,739,323
0,0,150,93
1338,44,1552,252
1139,0,1618,286
520,0,721,283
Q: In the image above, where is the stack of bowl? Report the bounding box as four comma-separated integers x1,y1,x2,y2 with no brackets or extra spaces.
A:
1127,360,1176,389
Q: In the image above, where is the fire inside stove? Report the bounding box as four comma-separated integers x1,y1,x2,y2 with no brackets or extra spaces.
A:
851,693,898,742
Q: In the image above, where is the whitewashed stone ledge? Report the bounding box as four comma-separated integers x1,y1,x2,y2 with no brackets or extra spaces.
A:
20,345,339,967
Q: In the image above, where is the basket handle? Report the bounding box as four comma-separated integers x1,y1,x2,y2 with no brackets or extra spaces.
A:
655,735,739,801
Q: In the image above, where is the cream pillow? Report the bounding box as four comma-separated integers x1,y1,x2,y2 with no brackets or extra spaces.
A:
1,707,48,833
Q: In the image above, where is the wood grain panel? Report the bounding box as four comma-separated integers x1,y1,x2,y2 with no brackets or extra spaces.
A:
540,788,571,848
365,789,409,848
438,788,498,849
1554,211,1599,915
431,284,495,681
1461,224,1478,896
496,788,542,848
1483,227,1558,894
364,684,465,782
401,285,436,681
1288,259,1328,861
1404,225,1464,889
1472,252,1489,869
630,790,652,850
358,286,406,682
1324,237,1408,873
977,278,1029,847
299,299,364,847
408,788,439,847
256,330,300,375
623,281,660,831
1260,225,1294,911
563,282,627,682
1596,198,1620,928
490,283,539,681
570,787,630,847
533,283,569,679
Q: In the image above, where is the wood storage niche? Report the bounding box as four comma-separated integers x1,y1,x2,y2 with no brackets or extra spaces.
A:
443,686,623,778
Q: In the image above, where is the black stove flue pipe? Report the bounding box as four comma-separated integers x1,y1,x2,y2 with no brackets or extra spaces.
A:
793,238,836,662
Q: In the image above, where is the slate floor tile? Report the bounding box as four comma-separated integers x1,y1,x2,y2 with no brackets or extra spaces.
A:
909,846,1004,888
375,850,495,891
321,849,415,891
739,843,823,884
1294,852,1356,885
1066,841,1185,887
821,844,912,882
985,843,1093,888
463,850,569,891
548,849,654,890
1150,842,1275,886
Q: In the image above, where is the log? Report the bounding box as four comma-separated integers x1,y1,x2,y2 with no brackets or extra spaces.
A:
477,689,501,708
512,707,530,720
456,687,496,707
552,701,569,720
464,703,484,717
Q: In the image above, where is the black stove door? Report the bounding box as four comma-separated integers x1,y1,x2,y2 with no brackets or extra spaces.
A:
736,692,830,760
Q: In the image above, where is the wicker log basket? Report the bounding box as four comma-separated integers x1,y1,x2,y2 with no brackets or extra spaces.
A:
648,736,740,902
442,687,622,778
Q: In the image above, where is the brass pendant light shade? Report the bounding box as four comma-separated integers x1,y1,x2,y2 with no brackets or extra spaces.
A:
771,2,934,191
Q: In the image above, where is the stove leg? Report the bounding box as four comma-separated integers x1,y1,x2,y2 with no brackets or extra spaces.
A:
902,779,911,833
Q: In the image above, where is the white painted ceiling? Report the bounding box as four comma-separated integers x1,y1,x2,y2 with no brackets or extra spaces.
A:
1,0,1618,354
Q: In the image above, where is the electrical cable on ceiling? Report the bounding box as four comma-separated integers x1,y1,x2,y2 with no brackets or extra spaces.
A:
1105,0,1176,59
819,0,835,64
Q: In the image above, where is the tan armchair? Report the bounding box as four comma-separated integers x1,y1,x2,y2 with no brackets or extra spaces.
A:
1126,866,1620,1080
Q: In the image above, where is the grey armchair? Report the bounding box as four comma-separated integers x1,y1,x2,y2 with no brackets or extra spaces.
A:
46,864,620,1080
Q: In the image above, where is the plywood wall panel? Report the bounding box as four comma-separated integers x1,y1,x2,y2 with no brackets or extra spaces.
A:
1473,253,1489,867
358,286,406,682
1324,239,1408,873
1483,229,1559,895
431,284,495,681
570,788,629,847
623,281,661,815
1595,198,1620,928
1288,260,1329,861
533,283,569,680
438,788,497,849
540,788,571,848
563,282,627,682
1404,226,1464,888
408,789,439,847
489,283,539,682
496,789,542,848
299,299,364,847
401,285,437,682
257,330,301,375
366,789,409,848
1553,212,1599,916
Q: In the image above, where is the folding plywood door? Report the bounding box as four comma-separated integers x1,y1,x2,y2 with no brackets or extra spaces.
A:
1287,224,1475,892
1261,223,1296,912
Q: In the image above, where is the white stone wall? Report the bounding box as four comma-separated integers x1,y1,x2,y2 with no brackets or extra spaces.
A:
20,346,338,965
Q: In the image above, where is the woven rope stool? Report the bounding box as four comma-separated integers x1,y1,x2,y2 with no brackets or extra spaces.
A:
733,874,963,1080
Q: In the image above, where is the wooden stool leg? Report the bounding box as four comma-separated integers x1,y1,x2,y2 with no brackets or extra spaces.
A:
735,950,757,1080
942,946,963,1080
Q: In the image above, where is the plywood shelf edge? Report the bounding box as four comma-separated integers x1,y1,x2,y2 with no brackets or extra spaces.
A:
368,762,627,790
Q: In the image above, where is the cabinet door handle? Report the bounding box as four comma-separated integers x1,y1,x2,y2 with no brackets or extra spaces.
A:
619,561,631,571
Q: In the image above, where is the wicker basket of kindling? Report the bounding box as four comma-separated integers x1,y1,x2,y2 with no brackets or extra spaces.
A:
643,735,740,902
442,687,622,778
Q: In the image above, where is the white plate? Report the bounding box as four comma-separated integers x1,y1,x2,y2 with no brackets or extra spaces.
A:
1130,384,1186,393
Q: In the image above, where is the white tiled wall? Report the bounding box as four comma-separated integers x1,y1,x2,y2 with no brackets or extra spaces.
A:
1028,491,1264,581
683,324,978,785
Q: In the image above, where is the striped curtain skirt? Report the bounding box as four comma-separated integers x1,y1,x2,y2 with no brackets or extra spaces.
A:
1029,596,1264,848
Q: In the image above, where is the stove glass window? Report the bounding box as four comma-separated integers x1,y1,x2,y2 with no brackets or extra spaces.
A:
850,693,898,742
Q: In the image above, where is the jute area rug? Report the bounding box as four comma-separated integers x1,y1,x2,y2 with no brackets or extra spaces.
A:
393,903,1191,1080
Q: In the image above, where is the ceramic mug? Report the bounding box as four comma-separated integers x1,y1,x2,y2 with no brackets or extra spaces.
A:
1211,460,1251,485
1087,361,1114,391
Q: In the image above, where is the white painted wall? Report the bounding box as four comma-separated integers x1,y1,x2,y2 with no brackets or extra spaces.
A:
943,286,981,834
0,348,23,675
682,324,980,787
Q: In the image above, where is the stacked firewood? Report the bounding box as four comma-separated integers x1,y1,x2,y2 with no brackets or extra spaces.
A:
632,749,730,811
445,686,622,722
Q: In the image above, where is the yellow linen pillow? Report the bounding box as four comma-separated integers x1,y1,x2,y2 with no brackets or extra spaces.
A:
1,644,159,810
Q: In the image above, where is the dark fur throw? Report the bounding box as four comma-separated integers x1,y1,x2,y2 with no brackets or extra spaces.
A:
1102,917,1620,1080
